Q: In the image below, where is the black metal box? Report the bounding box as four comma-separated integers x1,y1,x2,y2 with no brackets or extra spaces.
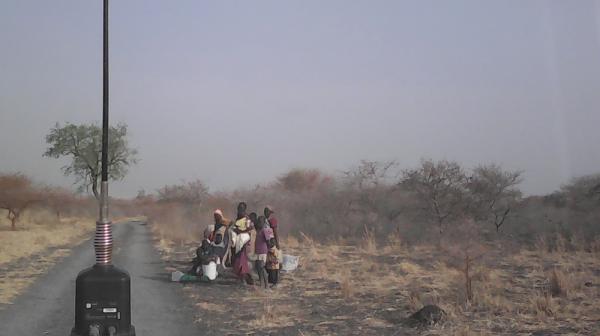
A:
71,264,135,336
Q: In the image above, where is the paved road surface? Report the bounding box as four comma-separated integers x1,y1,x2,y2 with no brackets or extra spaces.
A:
0,221,201,335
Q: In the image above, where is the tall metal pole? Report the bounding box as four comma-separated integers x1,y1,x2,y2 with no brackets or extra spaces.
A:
71,2,135,334
102,0,109,185
95,0,113,265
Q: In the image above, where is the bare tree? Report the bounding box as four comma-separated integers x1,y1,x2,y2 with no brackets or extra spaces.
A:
400,159,468,234
157,179,209,205
342,160,405,229
343,160,398,190
467,164,522,232
277,168,332,193
44,187,77,220
0,174,40,230
561,173,600,211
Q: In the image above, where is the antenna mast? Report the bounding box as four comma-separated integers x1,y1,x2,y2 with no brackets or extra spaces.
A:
95,0,113,265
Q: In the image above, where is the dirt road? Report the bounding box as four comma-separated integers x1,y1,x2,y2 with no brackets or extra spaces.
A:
0,220,201,335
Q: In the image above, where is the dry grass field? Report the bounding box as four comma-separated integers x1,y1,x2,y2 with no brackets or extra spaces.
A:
0,210,95,305
156,232,600,336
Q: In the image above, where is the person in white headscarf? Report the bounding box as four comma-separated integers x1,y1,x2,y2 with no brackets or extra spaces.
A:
209,209,229,259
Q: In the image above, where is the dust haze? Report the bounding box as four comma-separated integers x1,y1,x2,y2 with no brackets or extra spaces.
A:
2,1,600,197
3,2,600,335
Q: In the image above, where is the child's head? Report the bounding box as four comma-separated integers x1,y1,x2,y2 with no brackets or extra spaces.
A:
237,202,247,218
249,212,258,225
256,216,266,230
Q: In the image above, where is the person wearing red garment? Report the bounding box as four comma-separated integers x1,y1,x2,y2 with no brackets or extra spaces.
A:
264,206,279,249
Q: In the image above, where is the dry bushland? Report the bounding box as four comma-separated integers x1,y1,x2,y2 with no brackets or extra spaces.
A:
0,173,100,305
0,174,43,230
155,231,600,335
0,210,95,304
143,161,600,334
146,161,600,250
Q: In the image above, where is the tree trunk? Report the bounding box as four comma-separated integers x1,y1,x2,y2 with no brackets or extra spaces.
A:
8,210,17,231
494,208,510,233
465,254,472,303
92,177,100,200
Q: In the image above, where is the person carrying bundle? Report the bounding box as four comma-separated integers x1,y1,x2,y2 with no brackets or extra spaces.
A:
231,202,254,285
264,206,281,287
209,209,229,260
264,206,280,249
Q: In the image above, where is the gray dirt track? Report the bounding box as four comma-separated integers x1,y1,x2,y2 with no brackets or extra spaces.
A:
0,221,202,336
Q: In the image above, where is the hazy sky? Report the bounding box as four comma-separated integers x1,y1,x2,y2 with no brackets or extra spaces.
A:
1,0,600,197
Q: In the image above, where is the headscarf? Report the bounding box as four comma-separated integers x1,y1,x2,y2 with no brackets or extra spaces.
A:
213,209,228,231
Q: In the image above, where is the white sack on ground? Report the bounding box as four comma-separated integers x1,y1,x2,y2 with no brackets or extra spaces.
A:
202,261,218,280
281,254,299,271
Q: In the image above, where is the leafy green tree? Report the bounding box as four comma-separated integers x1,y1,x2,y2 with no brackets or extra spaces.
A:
44,123,138,199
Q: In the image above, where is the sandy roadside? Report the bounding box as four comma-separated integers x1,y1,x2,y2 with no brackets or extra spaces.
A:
0,215,143,305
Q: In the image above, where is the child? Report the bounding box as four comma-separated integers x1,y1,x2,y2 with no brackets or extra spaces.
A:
265,246,280,288
254,216,273,289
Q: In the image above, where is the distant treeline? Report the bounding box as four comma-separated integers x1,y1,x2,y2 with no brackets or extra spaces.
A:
0,173,97,230
3,159,599,246
133,159,600,247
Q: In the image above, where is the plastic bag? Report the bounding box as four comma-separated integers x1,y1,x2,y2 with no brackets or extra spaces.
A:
171,271,184,282
281,254,299,271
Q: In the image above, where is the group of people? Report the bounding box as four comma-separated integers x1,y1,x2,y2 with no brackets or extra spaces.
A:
190,202,281,289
